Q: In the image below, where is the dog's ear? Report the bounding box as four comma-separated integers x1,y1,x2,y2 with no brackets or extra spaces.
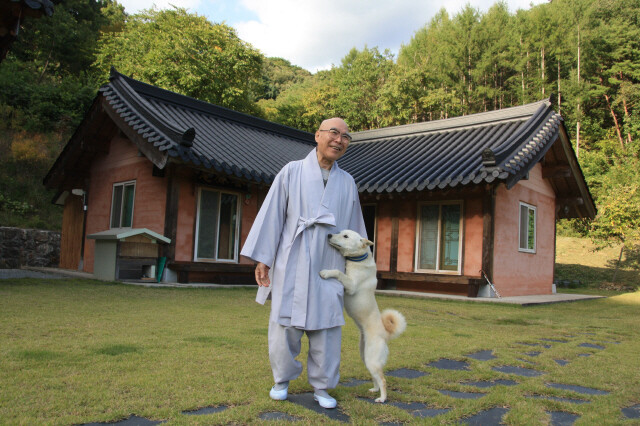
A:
361,238,374,247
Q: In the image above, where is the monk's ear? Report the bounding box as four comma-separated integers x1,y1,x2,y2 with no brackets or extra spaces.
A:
361,238,374,247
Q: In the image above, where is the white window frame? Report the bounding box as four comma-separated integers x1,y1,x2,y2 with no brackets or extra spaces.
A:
194,187,241,263
518,202,537,253
415,201,463,275
110,180,136,229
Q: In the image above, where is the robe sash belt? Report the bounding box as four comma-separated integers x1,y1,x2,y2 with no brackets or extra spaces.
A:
255,212,336,310
289,212,336,328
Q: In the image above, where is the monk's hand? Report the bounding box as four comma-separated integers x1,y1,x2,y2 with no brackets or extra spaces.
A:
255,262,271,287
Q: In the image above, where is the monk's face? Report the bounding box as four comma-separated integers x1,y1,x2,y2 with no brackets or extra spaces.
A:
315,118,351,165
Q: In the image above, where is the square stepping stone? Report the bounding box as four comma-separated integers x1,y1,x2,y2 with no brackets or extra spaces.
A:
361,399,450,418
427,359,470,371
259,412,301,422
462,407,509,425
438,390,486,399
579,343,605,350
546,383,609,395
182,406,227,416
517,342,551,348
524,351,541,357
340,378,369,387
492,365,544,377
288,392,350,423
387,368,428,379
82,416,164,425
548,411,580,425
622,404,640,419
541,338,569,343
463,379,518,388
554,359,570,366
466,350,496,361
578,353,591,357
527,395,589,404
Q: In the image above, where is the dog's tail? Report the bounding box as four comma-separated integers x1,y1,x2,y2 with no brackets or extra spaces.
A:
381,309,406,340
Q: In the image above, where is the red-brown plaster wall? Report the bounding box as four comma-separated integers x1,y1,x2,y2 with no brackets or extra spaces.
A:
373,197,483,277
375,202,392,271
238,187,261,265
397,200,417,273
83,136,167,273
174,172,195,262
172,179,263,264
462,197,483,276
492,163,556,296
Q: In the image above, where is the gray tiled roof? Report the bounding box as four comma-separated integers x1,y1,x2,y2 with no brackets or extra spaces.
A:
102,68,314,183
12,0,56,15
46,70,594,218
339,100,561,193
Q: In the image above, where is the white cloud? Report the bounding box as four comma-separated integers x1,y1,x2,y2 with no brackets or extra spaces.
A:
234,0,545,73
117,0,549,73
235,0,441,72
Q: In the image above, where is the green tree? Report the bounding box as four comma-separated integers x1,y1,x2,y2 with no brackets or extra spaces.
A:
332,46,394,130
391,9,462,123
584,0,640,153
10,0,122,78
258,70,338,132
258,57,311,101
94,7,264,115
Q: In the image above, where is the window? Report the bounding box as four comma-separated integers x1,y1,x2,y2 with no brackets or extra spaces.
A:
110,181,135,228
416,202,462,273
195,188,240,262
519,202,536,253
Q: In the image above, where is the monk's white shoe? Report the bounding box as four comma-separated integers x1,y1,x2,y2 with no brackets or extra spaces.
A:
269,384,288,400
314,392,337,409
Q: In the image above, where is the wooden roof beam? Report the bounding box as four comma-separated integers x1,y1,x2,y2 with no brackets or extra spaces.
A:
542,164,571,179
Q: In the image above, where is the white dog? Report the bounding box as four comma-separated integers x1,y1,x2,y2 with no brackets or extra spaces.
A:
320,230,406,403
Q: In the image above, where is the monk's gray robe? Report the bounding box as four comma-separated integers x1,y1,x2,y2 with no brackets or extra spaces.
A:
240,148,366,331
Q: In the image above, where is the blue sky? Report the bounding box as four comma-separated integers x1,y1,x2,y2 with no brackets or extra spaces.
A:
118,0,547,73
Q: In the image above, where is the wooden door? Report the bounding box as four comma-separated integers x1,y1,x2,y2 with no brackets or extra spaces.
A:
59,194,85,270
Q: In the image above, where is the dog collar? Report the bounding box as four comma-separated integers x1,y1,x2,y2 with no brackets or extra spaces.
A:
346,253,369,262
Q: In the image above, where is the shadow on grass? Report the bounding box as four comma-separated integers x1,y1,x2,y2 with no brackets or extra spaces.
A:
555,263,639,288
605,244,640,270
95,344,140,356
15,349,63,361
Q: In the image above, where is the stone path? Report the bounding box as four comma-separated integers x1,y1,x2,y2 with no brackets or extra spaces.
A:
79,332,637,425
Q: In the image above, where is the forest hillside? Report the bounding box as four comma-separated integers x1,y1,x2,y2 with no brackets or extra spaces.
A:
0,0,638,261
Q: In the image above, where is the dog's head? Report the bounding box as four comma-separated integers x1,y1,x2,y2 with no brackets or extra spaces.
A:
327,230,373,257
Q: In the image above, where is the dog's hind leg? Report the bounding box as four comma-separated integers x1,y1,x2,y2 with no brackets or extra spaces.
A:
367,364,387,403
364,339,389,403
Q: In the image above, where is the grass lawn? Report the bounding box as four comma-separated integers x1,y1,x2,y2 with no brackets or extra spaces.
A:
1,278,639,425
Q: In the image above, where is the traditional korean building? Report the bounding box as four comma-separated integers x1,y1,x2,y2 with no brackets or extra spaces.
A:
44,68,595,296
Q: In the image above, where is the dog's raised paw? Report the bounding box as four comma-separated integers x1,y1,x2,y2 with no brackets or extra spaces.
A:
319,269,335,279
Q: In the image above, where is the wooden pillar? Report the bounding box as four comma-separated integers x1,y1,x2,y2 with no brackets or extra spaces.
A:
481,185,496,281
162,164,179,262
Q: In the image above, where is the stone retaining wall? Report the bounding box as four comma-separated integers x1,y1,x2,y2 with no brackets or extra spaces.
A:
0,227,60,269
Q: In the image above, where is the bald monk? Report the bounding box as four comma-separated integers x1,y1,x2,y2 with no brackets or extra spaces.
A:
241,118,367,409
